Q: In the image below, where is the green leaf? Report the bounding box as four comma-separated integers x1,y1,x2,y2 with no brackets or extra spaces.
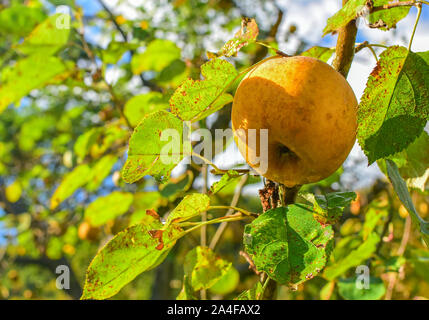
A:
89,125,129,159
0,4,45,37
312,192,357,224
159,170,193,201
323,0,366,35
170,58,238,122
82,218,183,299
102,41,139,64
18,115,56,151
16,13,71,56
122,110,185,183
165,194,210,226
184,246,232,291
357,46,429,163
235,282,263,300
85,192,134,227
385,131,429,191
209,170,242,195
74,128,103,162
157,59,188,86
209,266,240,295
338,277,386,300
50,164,91,210
324,233,379,280
176,275,197,300
384,256,406,273
385,159,429,246
86,154,118,192
368,0,411,30
409,248,429,283
131,39,181,74
361,207,388,240
301,46,335,63
208,18,259,58
0,55,72,114
123,92,168,127
244,205,334,286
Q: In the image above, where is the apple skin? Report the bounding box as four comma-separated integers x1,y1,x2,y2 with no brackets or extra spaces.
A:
231,55,357,187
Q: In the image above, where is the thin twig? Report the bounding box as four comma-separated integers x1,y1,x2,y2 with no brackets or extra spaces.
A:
200,164,208,300
75,4,134,130
208,205,254,217
209,174,248,250
96,0,162,92
372,0,428,12
106,83,134,129
397,215,412,256
201,164,208,247
191,152,221,173
385,214,412,300
239,250,261,276
408,3,423,51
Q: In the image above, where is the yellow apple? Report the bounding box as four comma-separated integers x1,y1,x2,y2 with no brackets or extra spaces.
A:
232,55,357,187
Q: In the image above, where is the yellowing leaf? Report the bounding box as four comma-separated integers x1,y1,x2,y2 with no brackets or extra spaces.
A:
184,246,231,291
165,194,210,226
122,110,185,184
0,55,72,114
170,58,237,122
5,180,22,203
82,219,183,300
115,15,127,25
123,92,168,127
50,164,91,210
209,266,240,295
16,13,71,56
131,39,181,74
323,0,367,35
86,154,118,192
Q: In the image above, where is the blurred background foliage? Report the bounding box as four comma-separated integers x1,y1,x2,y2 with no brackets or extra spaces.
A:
0,0,428,300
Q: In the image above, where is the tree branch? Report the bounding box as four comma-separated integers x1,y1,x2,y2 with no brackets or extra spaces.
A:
333,0,358,77
209,174,248,250
372,0,426,12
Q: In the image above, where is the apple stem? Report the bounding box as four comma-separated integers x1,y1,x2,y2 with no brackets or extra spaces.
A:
279,184,301,206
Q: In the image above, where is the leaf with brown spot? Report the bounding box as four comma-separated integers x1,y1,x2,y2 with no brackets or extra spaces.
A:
81,219,183,300
169,58,238,122
243,205,334,286
358,46,429,163
122,110,185,183
165,193,210,226
209,18,259,58
184,246,232,291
